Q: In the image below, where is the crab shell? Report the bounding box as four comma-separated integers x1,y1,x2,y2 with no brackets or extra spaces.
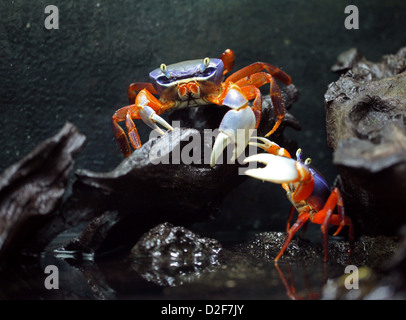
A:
149,58,224,100
306,167,331,212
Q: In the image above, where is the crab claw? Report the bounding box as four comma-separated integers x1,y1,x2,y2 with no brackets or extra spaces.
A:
210,105,256,167
243,153,300,184
139,105,174,135
248,137,291,158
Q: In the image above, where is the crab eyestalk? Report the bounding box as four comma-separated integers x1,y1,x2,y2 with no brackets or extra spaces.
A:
200,57,210,73
160,63,170,78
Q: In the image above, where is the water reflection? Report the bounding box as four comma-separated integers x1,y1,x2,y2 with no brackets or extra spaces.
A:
131,258,219,287
0,249,364,300
274,262,327,300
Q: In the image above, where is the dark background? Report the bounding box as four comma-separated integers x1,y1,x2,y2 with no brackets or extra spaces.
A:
1,0,405,237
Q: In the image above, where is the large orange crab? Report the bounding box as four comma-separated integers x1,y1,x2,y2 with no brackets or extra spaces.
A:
112,49,291,166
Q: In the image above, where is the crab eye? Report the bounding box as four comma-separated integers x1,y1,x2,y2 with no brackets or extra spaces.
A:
199,57,210,72
200,67,216,77
295,149,303,162
157,76,172,85
160,63,170,78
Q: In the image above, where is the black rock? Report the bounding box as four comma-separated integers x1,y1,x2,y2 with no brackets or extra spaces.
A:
129,222,222,286
324,47,406,236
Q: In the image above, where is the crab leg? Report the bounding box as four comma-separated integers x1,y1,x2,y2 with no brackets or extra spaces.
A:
248,136,291,158
112,105,133,157
127,82,158,104
277,189,353,262
311,188,354,261
240,85,262,129
112,89,175,156
275,212,310,262
286,205,296,232
226,62,291,85
266,76,285,137
236,72,286,137
219,49,235,76
331,188,347,236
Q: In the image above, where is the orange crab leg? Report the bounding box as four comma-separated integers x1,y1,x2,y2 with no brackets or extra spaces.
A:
286,205,296,232
225,62,292,86
219,49,235,76
112,105,142,156
125,109,142,150
112,89,175,156
135,88,172,114
331,188,346,236
275,212,310,262
266,76,285,137
127,82,158,104
240,85,262,128
112,106,134,157
236,72,286,135
311,188,354,261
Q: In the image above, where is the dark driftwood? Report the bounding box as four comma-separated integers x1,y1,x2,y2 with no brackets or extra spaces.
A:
0,123,86,259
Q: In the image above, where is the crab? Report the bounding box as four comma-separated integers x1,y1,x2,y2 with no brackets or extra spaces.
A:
244,137,354,262
111,49,292,166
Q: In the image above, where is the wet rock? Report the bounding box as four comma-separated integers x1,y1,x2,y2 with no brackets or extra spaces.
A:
0,123,86,259
233,232,320,263
329,235,398,269
55,89,300,255
232,231,397,268
165,231,399,300
324,47,406,236
129,222,222,287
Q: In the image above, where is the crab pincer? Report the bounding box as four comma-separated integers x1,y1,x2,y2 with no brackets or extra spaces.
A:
138,105,174,136
244,153,303,184
210,85,256,167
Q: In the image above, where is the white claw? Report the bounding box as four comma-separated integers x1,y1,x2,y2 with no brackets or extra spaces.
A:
243,153,299,184
139,105,174,135
210,106,256,167
150,113,174,132
210,132,230,167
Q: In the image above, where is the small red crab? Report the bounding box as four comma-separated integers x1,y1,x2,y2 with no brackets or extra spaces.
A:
112,49,291,166
244,137,354,262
